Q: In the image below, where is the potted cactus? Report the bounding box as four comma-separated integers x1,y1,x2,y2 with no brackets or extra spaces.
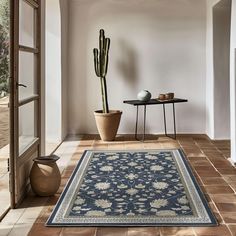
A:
93,29,122,141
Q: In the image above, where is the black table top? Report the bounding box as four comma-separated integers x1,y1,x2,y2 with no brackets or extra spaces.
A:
123,98,188,106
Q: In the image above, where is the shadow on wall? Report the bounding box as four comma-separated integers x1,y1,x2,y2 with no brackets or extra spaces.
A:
116,39,138,89
176,102,205,133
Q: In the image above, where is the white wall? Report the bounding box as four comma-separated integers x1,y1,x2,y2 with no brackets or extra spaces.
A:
207,0,236,163
45,0,62,142
68,0,207,135
206,0,236,163
206,0,231,140
206,0,217,139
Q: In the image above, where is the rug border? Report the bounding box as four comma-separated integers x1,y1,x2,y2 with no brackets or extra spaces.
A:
46,149,218,227
177,149,218,226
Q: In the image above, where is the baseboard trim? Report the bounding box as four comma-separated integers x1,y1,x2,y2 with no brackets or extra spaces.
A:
227,158,236,166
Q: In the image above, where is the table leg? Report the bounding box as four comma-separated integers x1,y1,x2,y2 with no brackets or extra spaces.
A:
163,103,176,139
135,106,139,140
143,105,146,141
173,103,176,139
163,104,167,136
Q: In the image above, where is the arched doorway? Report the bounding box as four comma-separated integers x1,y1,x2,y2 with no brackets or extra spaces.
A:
213,0,231,139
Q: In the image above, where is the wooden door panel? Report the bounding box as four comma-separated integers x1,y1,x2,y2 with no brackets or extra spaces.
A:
16,149,37,204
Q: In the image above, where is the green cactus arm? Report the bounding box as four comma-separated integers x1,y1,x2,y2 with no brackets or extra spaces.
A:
105,38,110,54
100,49,105,77
93,48,100,77
100,50,105,77
99,29,105,76
99,29,105,53
103,38,110,76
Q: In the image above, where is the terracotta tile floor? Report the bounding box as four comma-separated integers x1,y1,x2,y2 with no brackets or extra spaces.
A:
0,95,62,221
1,134,235,235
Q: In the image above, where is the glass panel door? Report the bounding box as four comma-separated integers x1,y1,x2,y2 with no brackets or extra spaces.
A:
18,0,39,156
10,0,41,207
19,51,37,100
19,0,35,48
19,100,37,154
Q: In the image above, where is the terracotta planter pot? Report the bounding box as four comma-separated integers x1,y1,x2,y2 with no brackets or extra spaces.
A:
30,155,61,196
94,110,122,141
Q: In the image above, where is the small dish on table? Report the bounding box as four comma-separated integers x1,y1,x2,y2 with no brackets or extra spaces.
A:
157,92,175,101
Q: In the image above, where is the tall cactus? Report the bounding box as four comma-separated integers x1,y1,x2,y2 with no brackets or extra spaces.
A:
93,29,110,113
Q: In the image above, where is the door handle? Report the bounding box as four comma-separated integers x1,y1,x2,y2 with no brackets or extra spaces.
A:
16,83,27,88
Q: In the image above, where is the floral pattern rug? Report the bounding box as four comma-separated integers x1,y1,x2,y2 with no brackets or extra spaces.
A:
47,149,217,226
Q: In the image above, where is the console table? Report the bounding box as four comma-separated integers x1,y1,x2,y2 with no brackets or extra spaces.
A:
123,98,188,141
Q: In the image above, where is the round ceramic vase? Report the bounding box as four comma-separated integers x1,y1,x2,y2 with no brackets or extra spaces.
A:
30,155,61,196
137,90,152,102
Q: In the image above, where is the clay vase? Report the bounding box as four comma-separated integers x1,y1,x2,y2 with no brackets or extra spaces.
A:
94,110,122,141
30,155,61,196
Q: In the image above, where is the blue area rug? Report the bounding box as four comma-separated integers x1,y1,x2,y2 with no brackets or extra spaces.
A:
47,149,217,226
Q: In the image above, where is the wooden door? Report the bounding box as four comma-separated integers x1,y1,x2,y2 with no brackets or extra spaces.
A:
9,0,41,207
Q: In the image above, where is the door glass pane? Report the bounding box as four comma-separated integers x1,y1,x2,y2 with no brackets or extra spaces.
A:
19,101,37,154
19,0,35,48
19,51,36,100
